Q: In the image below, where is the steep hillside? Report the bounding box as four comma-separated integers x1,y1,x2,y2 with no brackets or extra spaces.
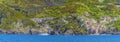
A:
0,0,120,35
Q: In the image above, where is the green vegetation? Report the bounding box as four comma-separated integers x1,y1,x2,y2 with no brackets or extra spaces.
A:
0,0,120,35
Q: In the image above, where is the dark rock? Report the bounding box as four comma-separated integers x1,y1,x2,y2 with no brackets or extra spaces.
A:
63,29,74,35
49,31,55,35
12,6,22,12
0,30,3,34
55,25,61,31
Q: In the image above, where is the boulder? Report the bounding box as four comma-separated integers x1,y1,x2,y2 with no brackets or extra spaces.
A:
62,19,68,24
63,29,74,35
30,28,42,35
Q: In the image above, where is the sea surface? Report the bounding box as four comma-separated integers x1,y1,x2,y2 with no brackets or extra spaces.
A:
0,34,119,42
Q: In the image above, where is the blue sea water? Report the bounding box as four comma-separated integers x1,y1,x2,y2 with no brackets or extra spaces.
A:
0,34,119,42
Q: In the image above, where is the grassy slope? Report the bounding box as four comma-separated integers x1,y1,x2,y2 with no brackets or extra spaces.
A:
0,0,120,34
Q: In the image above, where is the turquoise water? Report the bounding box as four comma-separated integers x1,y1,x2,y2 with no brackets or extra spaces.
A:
0,35,119,42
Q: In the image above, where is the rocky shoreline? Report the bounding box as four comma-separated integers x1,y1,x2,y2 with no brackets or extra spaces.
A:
0,15,119,35
0,0,120,35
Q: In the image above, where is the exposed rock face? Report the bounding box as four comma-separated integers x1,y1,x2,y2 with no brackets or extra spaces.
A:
63,29,74,35
84,12,91,17
0,18,54,35
30,28,43,35
81,16,120,35
0,16,119,35
62,19,68,24
12,21,23,28
31,18,54,23
31,18,54,34
100,16,112,24
40,24,53,33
